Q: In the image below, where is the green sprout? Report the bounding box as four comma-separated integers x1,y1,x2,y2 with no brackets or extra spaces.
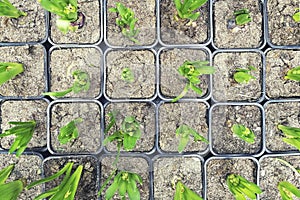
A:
58,118,83,145
26,162,83,200
174,180,203,200
284,66,300,82
0,0,27,18
234,9,251,26
231,124,255,144
226,174,262,200
43,70,90,97
292,8,300,23
121,67,134,83
109,2,139,44
0,164,24,200
104,171,142,200
278,181,300,200
172,60,215,102
37,0,85,34
277,125,300,151
173,0,208,22
176,124,208,153
0,62,24,86
0,121,36,157
233,66,256,84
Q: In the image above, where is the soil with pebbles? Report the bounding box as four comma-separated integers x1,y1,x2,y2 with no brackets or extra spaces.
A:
159,102,209,153
267,0,300,46
44,156,99,200
266,49,300,98
206,158,258,200
0,100,48,150
0,0,46,43
265,101,300,152
106,0,156,46
105,50,156,99
153,156,203,200
159,48,210,100
160,0,209,45
100,156,150,200
260,155,300,199
50,102,101,154
0,45,45,97
210,104,263,155
104,102,156,152
50,0,101,44
213,0,263,48
213,51,263,102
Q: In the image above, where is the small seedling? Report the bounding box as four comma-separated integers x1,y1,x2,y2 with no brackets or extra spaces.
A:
174,180,203,200
176,124,208,153
103,112,141,152
104,171,142,200
109,2,139,44
58,118,83,145
292,8,300,23
121,67,134,83
233,66,256,84
172,60,215,102
284,66,300,82
0,0,27,18
278,181,300,200
231,124,255,144
26,162,83,200
173,0,208,21
277,124,300,151
43,70,90,97
0,62,24,86
226,174,262,200
0,164,24,200
38,0,85,34
0,120,36,157
234,9,251,26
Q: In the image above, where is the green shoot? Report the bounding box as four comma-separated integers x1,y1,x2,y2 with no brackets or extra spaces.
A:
176,124,208,153
0,121,36,157
278,181,300,200
58,118,83,145
43,70,90,97
26,162,83,200
174,180,203,200
277,124,300,151
0,164,24,200
0,62,24,86
37,0,85,34
103,171,142,200
284,66,300,82
233,66,256,84
109,2,139,44
121,67,134,83
231,124,256,144
0,0,27,18
173,0,208,21
226,174,262,200
292,8,300,23
234,9,251,26
103,112,141,152
172,60,215,102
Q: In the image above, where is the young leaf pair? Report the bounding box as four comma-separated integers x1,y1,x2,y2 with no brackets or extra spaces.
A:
277,124,300,151
173,0,208,21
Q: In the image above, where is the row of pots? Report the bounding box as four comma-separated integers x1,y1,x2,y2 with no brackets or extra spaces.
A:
1,0,298,47
1,45,299,101
1,152,299,199
1,99,300,156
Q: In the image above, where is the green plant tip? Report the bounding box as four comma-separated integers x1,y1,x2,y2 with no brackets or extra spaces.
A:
231,124,256,144
58,118,83,145
284,66,300,82
174,180,203,200
292,9,300,22
234,8,251,26
121,67,134,83
0,0,27,18
0,62,24,86
173,0,208,21
277,124,300,151
233,66,256,84
278,181,300,200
